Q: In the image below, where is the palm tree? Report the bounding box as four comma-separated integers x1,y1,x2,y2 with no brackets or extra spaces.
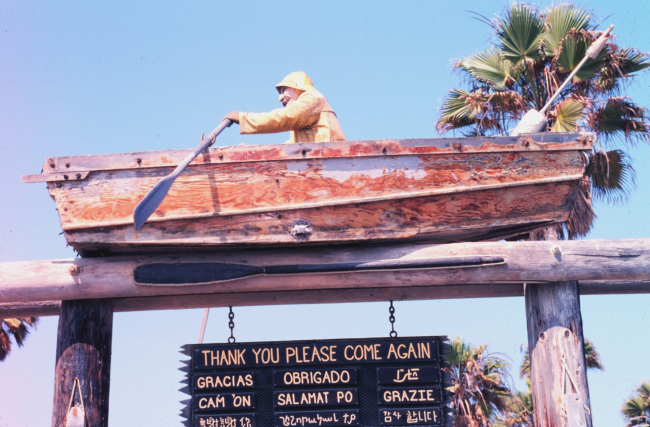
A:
443,336,512,427
494,380,534,427
436,3,649,239
497,339,603,426
622,381,650,427
0,317,38,361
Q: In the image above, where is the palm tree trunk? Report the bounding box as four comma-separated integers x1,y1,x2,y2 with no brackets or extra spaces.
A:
525,230,593,426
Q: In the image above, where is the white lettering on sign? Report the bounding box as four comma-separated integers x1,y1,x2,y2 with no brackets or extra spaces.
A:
277,412,358,426
382,389,437,403
277,391,331,406
197,374,253,389
202,349,247,366
386,342,431,360
252,347,280,364
285,346,337,363
393,368,420,383
343,344,382,361
282,370,351,385
199,395,226,409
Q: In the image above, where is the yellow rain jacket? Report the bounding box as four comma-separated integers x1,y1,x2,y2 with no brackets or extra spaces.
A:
239,89,346,143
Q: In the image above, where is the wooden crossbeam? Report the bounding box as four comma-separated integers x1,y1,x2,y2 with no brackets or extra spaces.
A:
1,280,649,318
0,238,649,318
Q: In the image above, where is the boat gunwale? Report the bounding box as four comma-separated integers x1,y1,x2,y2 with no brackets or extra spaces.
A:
60,173,584,232
67,220,564,249
26,132,595,181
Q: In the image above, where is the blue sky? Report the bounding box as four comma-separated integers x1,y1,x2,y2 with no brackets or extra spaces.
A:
1,1,649,426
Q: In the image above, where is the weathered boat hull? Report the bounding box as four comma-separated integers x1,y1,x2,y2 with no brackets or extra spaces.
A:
24,133,593,256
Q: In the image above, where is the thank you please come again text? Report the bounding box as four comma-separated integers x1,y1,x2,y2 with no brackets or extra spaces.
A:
180,337,452,427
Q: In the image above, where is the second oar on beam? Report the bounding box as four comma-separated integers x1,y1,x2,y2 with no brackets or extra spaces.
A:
134,255,506,285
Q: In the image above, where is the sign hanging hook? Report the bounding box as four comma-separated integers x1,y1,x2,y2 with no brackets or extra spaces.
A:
228,306,236,344
388,301,398,338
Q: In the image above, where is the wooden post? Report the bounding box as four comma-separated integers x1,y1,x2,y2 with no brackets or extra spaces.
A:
525,280,592,427
52,299,113,427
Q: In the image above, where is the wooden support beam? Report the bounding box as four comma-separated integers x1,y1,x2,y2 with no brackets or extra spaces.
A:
1,280,649,318
52,299,113,427
526,281,592,427
1,238,649,305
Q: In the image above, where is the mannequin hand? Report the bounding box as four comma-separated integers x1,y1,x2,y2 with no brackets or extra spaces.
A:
223,111,240,125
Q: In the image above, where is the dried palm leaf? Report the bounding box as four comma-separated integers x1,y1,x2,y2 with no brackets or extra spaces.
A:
587,149,636,203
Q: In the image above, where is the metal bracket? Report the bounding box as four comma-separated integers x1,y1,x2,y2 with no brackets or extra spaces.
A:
290,219,312,240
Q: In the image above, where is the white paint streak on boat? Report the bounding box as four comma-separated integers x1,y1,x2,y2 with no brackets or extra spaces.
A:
322,157,426,183
286,161,310,172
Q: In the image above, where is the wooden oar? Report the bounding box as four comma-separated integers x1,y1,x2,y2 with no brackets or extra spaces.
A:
133,119,232,230
134,255,506,285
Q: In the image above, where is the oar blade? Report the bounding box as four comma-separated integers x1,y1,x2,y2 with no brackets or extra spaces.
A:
134,262,265,284
132,120,231,230
133,175,176,230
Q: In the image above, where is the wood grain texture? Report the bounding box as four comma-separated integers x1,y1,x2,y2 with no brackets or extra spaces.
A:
28,133,592,254
526,282,592,427
52,299,113,427
36,133,594,175
1,238,649,304
2,280,649,318
65,180,580,255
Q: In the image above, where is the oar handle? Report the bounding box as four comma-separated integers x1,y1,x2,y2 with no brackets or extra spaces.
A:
169,119,232,180
540,25,613,115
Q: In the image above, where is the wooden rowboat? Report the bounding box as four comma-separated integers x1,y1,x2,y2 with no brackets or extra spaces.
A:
23,132,593,256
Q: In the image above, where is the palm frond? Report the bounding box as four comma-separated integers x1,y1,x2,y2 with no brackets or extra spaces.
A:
444,336,513,426
498,5,545,66
3,318,29,347
437,88,504,135
622,381,650,426
0,318,39,362
639,382,650,399
543,4,591,55
495,387,534,427
589,97,650,144
564,174,593,239
520,350,530,379
437,89,481,132
617,48,650,76
594,45,649,94
556,34,608,81
459,48,515,89
583,339,604,371
0,328,10,361
622,396,649,419
587,149,636,203
487,90,529,118
551,98,584,131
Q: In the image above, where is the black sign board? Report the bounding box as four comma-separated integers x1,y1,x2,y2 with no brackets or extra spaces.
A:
180,337,452,427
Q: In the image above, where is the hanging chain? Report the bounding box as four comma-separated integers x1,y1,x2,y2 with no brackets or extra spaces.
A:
228,306,236,344
388,301,398,338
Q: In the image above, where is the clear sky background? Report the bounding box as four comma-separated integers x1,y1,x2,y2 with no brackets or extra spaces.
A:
1,1,649,426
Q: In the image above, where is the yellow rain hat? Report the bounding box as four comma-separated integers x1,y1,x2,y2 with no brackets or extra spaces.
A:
276,72,314,93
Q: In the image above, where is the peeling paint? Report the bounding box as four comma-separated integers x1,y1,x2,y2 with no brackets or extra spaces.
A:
322,157,426,183
287,161,310,172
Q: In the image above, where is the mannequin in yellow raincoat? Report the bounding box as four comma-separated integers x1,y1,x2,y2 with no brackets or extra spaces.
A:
223,72,346,143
